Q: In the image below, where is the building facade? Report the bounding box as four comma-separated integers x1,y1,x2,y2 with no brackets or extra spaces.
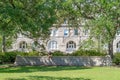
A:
10,24,120,54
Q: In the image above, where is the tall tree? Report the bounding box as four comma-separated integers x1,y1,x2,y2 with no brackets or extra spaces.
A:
0,0,20,52
0,0,66,52
55,0,120,58
72,0,120,58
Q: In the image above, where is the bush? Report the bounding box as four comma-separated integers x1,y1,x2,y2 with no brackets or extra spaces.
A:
71,49,106,56
1,52,17,63
19,51,38,56
0,51,45,63
0,53,4,64
113,53,120,65
51,51,65,56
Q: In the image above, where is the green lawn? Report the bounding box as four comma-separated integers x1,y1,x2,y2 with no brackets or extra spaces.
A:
0,65,120,80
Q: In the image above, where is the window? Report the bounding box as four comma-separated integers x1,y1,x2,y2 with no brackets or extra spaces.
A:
50,29,57,36
66,41,76,51
48,41,57,50
64,29,69,36
117,41,120,52
19,41,27,49
74,29,78,35
117,41,120,48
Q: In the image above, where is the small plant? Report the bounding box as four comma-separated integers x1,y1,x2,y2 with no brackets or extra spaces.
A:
113,53,120,65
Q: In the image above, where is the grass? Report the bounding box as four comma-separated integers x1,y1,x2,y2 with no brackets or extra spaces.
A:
0,65,120,80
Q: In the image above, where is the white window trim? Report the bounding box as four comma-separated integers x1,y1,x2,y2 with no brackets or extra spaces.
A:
48,41,58,50
66,41,76,51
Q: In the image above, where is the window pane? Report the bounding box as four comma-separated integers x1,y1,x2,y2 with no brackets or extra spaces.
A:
53,29,57,36
64,29,68,36
19,41,27,49
49,41,57,50
74,29,78,35
67,41,76,49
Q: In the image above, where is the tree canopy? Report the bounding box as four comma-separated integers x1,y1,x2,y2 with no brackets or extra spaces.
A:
71,0,120,58
0,0,66,52
0,0,120,58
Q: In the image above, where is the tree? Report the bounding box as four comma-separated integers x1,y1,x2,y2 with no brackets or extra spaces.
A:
72,0,120,58
55,0,120,58
0,0,20,52
0,0,67,52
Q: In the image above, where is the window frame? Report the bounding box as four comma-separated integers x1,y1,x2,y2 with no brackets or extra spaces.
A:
48,41,58,50
19,41,27,49
64,29,69,36
74,29,78,35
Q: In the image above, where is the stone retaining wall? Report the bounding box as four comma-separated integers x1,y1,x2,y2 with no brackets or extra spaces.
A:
14,55,112,66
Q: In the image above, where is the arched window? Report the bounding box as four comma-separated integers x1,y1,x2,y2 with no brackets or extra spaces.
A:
66,41,76,51
19,41,27,49
117,41,120,48
116,41,120,52
48,41,57,50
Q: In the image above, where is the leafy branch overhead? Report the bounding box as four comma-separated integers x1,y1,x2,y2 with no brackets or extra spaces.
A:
0,0,120,58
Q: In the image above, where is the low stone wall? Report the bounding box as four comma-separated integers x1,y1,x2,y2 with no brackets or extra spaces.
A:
14,55,112,66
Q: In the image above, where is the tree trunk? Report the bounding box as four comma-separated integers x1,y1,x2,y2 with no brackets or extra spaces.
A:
98,36,101,52
2,35,6,53
108,40,113,59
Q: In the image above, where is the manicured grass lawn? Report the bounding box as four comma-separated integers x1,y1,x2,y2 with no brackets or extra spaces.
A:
0,65,120,80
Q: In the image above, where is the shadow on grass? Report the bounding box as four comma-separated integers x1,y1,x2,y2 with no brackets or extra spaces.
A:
7,76,91,80
6,78,26,80
0,66,91,73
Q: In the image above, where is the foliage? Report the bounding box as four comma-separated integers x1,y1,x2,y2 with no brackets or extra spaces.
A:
51,51,65,56
113,53,120,65
19,51,38,57
0,49,107,64
48,50,106,56
54,0,120,58
80,39,98,50
0,0,66,52
0,52,17,63
0,51,47,64
0,53,4,64
72,49,106,56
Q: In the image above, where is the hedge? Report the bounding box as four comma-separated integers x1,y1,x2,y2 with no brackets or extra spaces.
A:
0,50,106,64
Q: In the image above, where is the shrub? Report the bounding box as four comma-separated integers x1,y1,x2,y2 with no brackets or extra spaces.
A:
71,50,86,56
19,51,37,56
0,53,4,64
13,51,47,56
0,51,47,63
0,51,43,63
71,49,106,56
24,51,41,56
2,52,17,63
51,51,65,56
113,53,120,65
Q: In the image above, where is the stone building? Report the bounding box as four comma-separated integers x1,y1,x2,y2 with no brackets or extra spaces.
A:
10,24,120,54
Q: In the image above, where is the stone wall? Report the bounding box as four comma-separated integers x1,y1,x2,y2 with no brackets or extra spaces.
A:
14,55,112,66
